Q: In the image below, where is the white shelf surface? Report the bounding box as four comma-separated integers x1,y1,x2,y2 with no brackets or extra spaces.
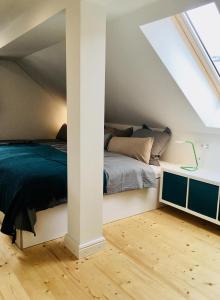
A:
160,161,220,186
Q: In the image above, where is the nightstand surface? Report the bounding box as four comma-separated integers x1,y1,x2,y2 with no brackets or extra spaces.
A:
160,161,220,185
159,161,220,225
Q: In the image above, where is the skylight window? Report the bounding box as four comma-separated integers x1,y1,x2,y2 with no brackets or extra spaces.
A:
181,3,220,90
186,3,220,75
141,4,220,128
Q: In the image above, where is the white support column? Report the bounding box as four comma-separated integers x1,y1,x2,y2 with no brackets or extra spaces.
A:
65,0,106,258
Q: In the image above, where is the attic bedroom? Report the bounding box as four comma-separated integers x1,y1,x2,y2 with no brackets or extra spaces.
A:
0,0,220,299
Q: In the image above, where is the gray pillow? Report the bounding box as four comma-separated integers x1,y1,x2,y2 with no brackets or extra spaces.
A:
104,126,133,137
104,133,112,149
132,126,171,166
56,124,67,141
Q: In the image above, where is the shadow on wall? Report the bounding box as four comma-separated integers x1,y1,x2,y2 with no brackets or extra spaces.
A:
0,60,67,140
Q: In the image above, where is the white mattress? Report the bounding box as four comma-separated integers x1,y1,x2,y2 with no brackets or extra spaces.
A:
150,165,162,179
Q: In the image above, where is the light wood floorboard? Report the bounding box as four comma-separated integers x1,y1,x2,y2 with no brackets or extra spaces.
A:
0,207,220,300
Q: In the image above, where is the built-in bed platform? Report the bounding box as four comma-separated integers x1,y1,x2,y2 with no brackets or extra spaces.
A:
0,139,161,249
0,168,160,249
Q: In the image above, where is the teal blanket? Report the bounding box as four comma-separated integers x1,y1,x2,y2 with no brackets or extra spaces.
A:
0,144,67,239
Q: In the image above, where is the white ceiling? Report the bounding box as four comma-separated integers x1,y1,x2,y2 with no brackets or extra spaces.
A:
0,0,158,30
0,0,36,30
0,0,215,29
0,0,157,58
104,0,158,19
0,11,65,58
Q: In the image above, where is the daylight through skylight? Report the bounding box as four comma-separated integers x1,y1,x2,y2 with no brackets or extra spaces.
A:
185,2,220,77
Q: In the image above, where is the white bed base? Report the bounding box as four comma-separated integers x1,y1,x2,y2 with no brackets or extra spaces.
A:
0,179,160,249
103,179,160,224
0,204,68,249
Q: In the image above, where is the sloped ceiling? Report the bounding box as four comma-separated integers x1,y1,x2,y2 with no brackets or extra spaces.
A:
0,0,158,28
0,0,214,110
104,0,158,19
105,0,218,134
0,11,66,98
105,18,204,132
0,0,159,101
0,0,38,30
0,10,65,58
18,40,66,97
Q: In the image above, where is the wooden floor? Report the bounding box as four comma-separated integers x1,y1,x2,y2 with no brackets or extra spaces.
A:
1,207,220,300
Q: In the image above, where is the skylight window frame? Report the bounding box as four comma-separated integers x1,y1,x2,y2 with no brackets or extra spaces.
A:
174,9,220,95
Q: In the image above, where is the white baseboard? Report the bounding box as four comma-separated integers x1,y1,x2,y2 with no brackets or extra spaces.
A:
64,234,106,258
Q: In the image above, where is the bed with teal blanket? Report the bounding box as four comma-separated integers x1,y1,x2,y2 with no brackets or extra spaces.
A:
0,143,108,240
0,142,156,240
0,144,68,240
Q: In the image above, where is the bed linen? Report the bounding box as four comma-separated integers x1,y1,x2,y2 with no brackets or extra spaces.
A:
104,151,156,194
43,141,157,193
0,141,157,238
0,144,67,239
43,142,157,194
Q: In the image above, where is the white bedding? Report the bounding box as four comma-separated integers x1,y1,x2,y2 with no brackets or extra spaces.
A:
150,165,161,179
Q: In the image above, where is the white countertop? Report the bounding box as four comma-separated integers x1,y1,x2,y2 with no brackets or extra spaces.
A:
160,161,220,186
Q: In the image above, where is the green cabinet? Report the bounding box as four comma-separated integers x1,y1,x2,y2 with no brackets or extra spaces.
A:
188,179,219,219
162,172,187,207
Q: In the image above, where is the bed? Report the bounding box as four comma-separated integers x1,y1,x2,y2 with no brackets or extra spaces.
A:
0,140,161,249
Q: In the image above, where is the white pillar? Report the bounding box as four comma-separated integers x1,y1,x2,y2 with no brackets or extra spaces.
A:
65,0,106,258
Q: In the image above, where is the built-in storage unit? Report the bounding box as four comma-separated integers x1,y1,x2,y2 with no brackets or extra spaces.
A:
162,172,187,207
188,179,219,219
160,163,220,225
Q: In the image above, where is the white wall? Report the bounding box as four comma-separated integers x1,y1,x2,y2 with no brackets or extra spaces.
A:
0,60,66,139
106,0,220,171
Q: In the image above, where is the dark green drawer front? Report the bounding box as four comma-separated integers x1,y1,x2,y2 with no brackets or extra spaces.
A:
162,172,187,207
188,179,219,219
